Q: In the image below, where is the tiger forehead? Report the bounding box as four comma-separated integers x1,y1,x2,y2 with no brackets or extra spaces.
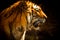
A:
26,1,41,9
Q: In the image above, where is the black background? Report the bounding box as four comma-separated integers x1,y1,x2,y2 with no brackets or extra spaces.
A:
0,0,59,40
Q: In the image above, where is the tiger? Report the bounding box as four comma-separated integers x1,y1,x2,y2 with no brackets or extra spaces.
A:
0,0,47,40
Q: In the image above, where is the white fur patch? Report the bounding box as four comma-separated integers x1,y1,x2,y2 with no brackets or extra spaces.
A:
21,30,26,40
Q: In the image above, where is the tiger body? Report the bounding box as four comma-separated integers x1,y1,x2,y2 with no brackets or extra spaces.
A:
0,0,47,40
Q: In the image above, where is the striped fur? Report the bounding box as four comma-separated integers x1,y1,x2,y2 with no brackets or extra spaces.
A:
0,1,47,40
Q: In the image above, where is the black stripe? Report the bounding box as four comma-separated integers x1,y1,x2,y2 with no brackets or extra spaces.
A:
4,9,15,18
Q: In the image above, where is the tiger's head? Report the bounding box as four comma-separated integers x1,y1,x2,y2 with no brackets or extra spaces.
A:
26,1,47,31
0,0,47,40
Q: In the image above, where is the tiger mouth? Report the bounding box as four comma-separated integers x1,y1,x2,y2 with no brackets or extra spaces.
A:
33,19,45,27
27,15,46,31
31,18,46,30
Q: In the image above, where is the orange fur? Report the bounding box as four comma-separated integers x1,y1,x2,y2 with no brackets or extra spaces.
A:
0,1,47,40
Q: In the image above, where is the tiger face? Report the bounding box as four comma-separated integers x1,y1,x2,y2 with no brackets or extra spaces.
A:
26,1,47,31
0,1,47,40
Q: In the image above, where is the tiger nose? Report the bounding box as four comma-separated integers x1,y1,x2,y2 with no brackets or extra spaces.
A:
40,10,47,19
40,10,47,23
37,10,47,19
43,15,47,20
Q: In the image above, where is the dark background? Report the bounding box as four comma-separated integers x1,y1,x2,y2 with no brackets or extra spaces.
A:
0,0,59,40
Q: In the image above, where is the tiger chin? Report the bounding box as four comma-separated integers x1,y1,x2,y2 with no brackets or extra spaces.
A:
0,0,47,40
